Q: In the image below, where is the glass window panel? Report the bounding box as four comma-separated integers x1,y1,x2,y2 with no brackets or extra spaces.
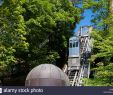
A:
70,43,72,48
76,42,78,47
73,42,76,47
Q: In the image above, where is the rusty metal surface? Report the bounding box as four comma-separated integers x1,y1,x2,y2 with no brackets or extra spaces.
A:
25,64,70,86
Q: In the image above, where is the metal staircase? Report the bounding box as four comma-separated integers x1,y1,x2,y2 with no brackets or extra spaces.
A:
67,65,85,86
68,69,78,86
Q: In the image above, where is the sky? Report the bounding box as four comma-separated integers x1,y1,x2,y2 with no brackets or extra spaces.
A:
74,9,94,33
0,0,3,6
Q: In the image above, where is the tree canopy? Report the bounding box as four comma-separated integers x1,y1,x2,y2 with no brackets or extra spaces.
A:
83,0,113,86
0,0,81,85
1,0,113,86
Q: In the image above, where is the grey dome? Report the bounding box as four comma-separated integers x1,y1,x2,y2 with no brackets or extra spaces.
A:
25,64,70,86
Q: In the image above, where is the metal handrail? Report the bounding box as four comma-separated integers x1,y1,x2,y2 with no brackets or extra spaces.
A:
63,64,68,73
75,66,84,86
72,71,78,86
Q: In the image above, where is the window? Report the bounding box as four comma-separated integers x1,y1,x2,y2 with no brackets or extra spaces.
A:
76,42,78,47
73,42,78,47
69,43,72,48
73,42,76,47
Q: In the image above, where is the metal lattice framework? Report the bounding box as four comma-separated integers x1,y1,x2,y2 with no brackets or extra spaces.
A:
64,26,93,86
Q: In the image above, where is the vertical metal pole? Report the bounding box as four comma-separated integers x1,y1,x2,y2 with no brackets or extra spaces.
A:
80,26,82,36
110,0,113,12
87,63,90,78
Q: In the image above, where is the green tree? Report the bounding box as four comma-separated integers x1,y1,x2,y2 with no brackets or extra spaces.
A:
83,0,113,86
23,0,81,68
0,0,28,77
0,0,81,85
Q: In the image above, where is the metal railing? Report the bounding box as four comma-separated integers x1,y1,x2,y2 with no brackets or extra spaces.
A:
71,71,78,86
63,64,68,73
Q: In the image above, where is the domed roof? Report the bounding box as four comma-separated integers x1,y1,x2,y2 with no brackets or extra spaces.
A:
25,64,70,86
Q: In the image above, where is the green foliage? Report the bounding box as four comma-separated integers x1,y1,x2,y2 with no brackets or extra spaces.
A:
46,52,60,63
23,0,81,68
0,0,28,73
84,0,113,86
0,0,81,83
84,63,113,86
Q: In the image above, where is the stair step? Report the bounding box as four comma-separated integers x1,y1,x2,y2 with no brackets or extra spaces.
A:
70,74,75,75
69,76,74,77
69,80,73,81
70,81,73,82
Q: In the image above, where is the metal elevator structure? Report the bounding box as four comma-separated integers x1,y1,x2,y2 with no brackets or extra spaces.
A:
64,26,93,86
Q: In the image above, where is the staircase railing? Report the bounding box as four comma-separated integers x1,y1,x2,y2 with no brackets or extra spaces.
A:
71,71,78,86
76,65,84,86
63,64,68,73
